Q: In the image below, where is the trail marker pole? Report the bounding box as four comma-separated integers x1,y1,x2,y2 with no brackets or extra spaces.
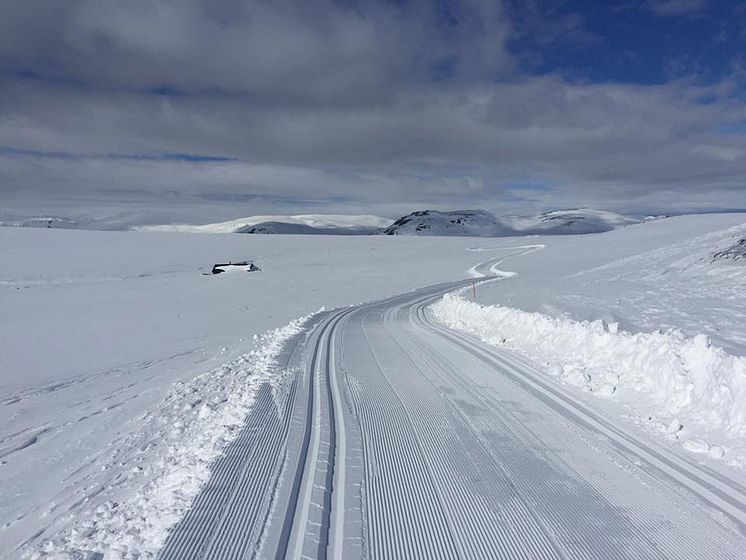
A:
472,281,477,301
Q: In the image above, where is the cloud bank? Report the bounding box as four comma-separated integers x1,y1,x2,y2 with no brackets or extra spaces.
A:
1,0,745,221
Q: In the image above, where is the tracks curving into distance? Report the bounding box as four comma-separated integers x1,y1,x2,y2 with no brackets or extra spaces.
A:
159,249,746,560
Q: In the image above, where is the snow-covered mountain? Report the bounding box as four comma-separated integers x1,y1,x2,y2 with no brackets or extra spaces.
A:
381,210,511,236
235,221,377,235
382,208,638,236
135,214,393,234
0,216,82,229
7,209,640,237
503,208,639,235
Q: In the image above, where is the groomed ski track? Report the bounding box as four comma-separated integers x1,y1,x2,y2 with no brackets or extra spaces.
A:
159,252,746,560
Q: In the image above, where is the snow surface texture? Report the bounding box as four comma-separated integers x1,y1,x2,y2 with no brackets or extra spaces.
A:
432,292,746,465
32,317,309,558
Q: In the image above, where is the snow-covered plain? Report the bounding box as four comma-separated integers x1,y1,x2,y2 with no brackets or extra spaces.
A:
467,213,746,354
1,212,745,557
0,228,488,556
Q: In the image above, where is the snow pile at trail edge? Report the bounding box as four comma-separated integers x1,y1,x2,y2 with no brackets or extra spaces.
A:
432,293,746,461
32,315,311,559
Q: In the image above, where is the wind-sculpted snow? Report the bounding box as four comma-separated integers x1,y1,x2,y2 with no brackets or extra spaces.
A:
433,293,746,464
31,316,311,559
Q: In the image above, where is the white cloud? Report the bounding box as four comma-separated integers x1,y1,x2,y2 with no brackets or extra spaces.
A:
690,144,743,161
646,0,706,17
0,0,744,221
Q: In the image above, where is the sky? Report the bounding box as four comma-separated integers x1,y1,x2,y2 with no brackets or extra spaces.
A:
1,0,745,224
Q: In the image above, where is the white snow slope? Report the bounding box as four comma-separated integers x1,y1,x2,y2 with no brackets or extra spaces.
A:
434,213,746,466
1,212,745,558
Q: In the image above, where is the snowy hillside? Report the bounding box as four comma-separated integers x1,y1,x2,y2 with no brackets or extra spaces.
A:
382,208,638,236
381,209,511,236
135,214,392,234
0,216,82,229
504,208,639,235
435,214,746,467
235,221,377,235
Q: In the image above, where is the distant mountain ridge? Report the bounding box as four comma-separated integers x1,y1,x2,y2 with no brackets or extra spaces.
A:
381,210,510,236
3,209,640,237
135,214,392,234
381,208,638,237
231,208,638,237
235,221,377,235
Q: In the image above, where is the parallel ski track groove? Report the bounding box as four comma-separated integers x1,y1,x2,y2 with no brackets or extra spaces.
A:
278,306,357,560
342,290,470,560
404,302,674,559
274,313,333,560
360,314,464,559
378,303,568,560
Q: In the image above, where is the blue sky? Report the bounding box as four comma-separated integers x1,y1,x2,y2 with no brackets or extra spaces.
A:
508,0,745,85
1,0,745,223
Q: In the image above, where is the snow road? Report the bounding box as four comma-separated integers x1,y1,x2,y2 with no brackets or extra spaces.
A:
159,277,746,559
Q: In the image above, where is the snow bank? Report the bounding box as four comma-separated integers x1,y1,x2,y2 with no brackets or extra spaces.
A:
432,293,746,451
32,315,310,559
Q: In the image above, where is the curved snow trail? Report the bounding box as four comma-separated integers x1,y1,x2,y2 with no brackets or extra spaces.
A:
158,262,746,559
465,244,545,278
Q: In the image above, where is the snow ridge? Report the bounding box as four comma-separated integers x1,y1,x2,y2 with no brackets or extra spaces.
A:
432,293,746,463
31,315,311,559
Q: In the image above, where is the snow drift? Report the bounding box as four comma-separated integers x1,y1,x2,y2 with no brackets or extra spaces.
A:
432,293,746,455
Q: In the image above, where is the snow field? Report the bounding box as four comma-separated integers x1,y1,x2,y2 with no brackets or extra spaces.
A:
472,216,746,356
32,316,310,559
1,227,493,557
432,293,746,464
3,214,746,557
